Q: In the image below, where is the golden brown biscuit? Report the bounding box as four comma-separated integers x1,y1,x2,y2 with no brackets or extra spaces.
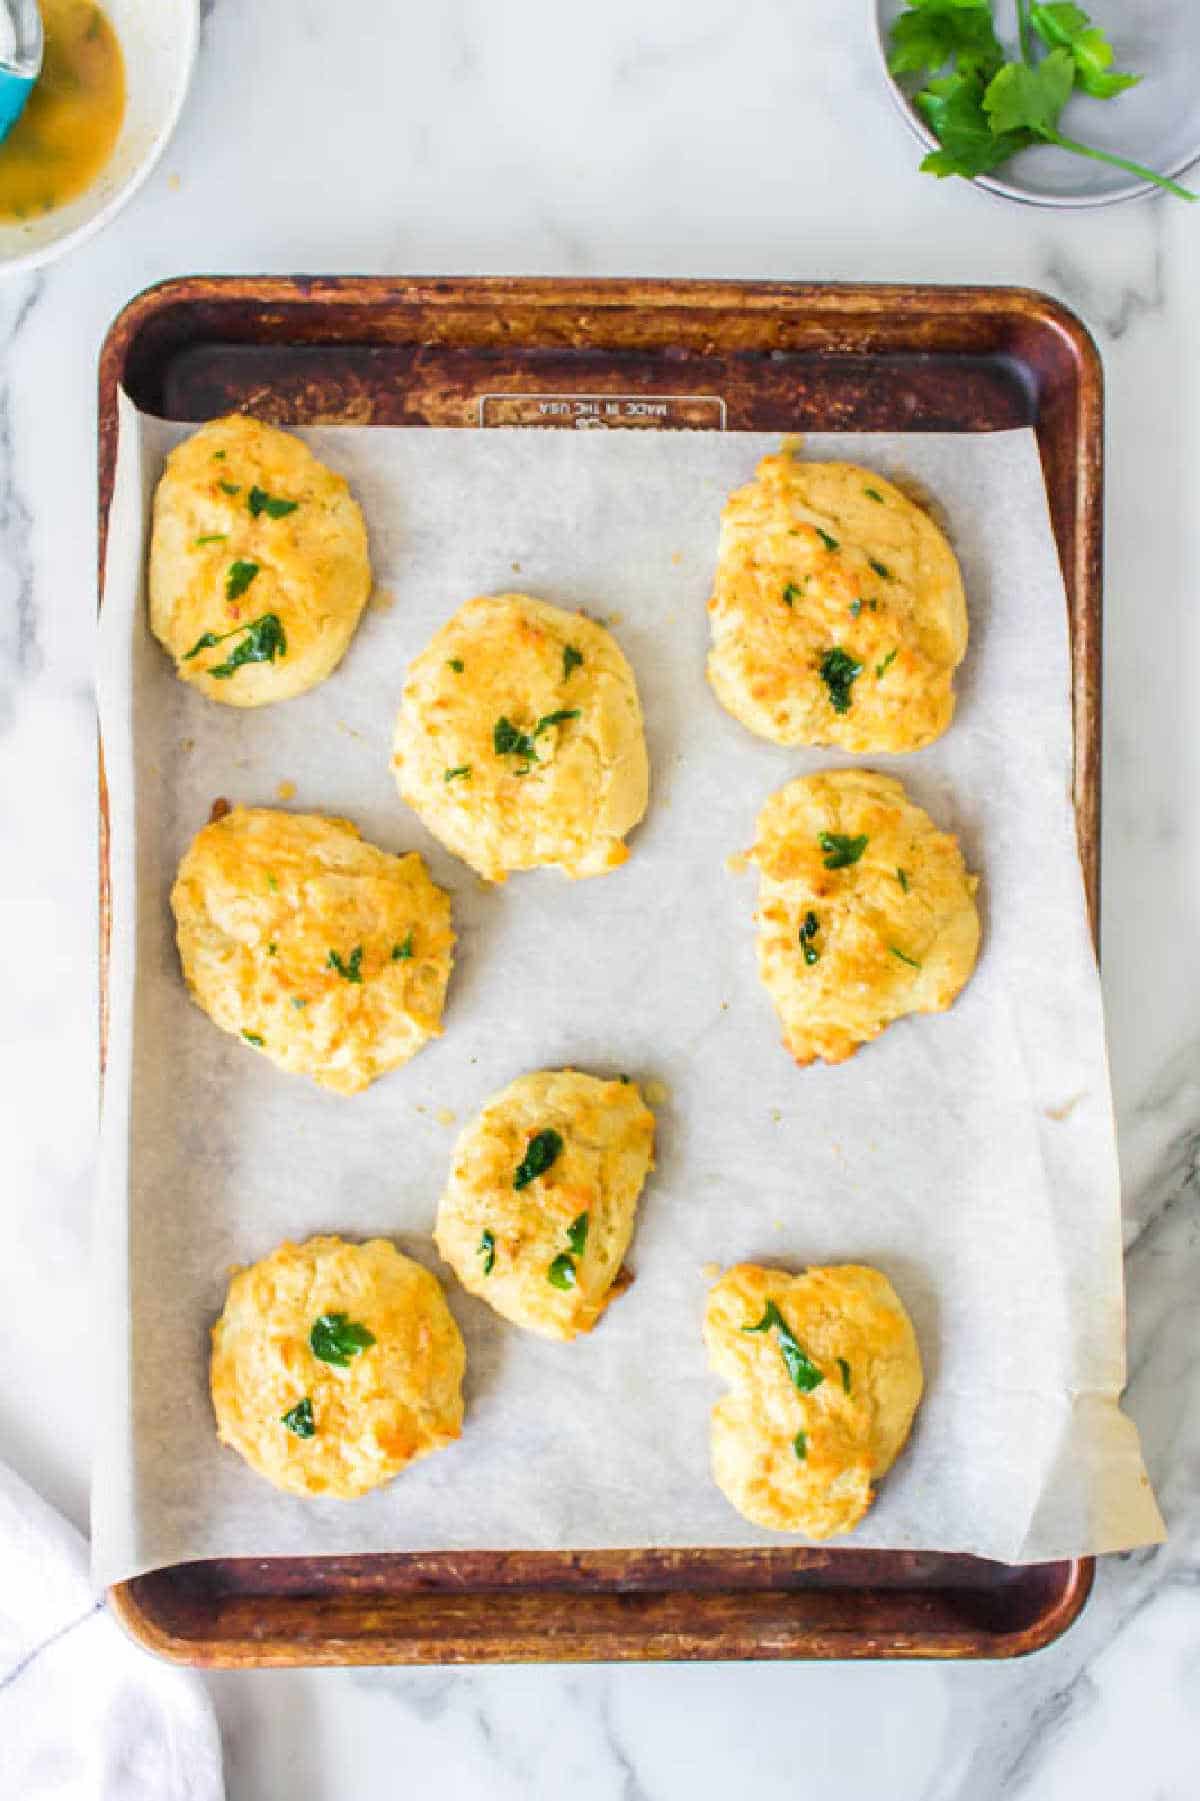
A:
211,1236,465,1499
748,769,980,1066
707,455,967,751
392,594,649,882
149,414,371,706
434,1069,655,1340
171,806,454,1095
704,1263,923,1538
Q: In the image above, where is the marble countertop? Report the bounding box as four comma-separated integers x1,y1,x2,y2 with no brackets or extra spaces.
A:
3,1,1197,1795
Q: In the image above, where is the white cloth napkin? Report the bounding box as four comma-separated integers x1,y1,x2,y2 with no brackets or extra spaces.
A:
0,1460,223,1801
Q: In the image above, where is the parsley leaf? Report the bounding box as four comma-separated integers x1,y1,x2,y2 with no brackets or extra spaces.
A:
783,582,804,607
248,485,299,519
793,1430,808,1461
218,480,241,496
984,45,1075,134
897,867,910,892
563,644,584,678
819,648,862,715
566,1212,589,1257
864,487,884,502
837,1357,852,1394
868,558,893,581
444,765,472,782
1029,3,1139,98
479,1230,496,1276
242,1030,264,1047
513,1128,563,1191
281,1397,315,1438
815,527,839,552
327,945,364,983
743,1300,825,1394
819,832,869,870
392,932,414,960
224,558,261,601
917,70,1034,178
309,1312,376,1367
799,910,820,967
547,1253,577,1290
887,0,1005,81
448,658,465,673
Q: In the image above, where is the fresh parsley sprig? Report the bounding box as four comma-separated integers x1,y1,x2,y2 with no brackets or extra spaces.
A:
887,0,1195,200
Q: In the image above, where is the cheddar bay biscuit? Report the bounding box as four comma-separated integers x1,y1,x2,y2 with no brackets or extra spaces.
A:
707,455,967,751
171,806,454,1095
749,769,980,1066
150,414,371,706
211,1236,465,1498
704,1263,923,1538
392,594,649,881
435,1069,655,1340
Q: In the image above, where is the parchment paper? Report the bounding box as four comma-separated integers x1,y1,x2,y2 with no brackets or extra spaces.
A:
94,402,1165,1585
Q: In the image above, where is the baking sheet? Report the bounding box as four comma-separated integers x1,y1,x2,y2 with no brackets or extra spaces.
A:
93,403,1165,1585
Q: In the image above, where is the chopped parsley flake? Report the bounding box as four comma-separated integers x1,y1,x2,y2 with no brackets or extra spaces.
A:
563,645,584,678
876,648,899,679
493,710,581,768
815,527,839,552
799,910,820,966
890,946,923,970
224,559,260,602
242,1031,264,1047
849,599,863,617
447,658,465,673
783,582,803,607
535,708,580,735
479,1230,496,1276
444,765,472,782
897,868,909,893
183,608,284,680
819,647,863,715
281,1397,315,1438
248,485,299,519
793,1430,808,1461
218,480,241,496
837,1357,852,1394
743,1300,825,1394
309,1313,376,1367
864,487,884,503
566,1212,589,1257
868,558,892,581
547,1253,577,1290
392,932,414,961
819,832,869,870
327,945,364,983
193,534,228,547
514,1128,563,1190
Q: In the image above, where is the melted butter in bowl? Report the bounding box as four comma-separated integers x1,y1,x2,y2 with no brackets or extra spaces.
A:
0,0,125,221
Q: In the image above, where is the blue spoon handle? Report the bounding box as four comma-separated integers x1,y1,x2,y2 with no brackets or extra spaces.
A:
0,65,35,145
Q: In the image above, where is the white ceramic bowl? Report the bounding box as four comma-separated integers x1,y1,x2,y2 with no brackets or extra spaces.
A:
0,0,199,275
873,0,1200,208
